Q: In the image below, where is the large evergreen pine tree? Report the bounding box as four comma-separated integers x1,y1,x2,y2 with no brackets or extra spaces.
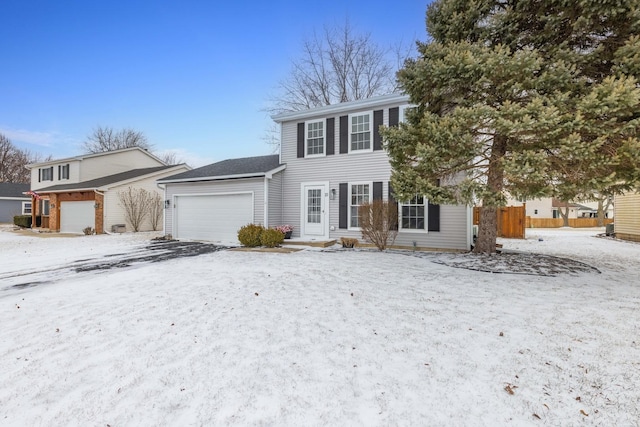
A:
383,0,640,253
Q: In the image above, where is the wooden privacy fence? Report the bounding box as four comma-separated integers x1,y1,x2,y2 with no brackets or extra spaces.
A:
526,217,614,228
473,205,526,239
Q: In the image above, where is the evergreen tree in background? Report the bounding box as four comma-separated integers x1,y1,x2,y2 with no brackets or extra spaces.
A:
382,0,640,253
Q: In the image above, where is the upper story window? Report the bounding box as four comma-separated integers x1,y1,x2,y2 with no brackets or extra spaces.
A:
58,164,70,180
349,112,372,152
349,182,371,229
400,195,426,231
399,105,415,123
306,120,325,156
39,166,53,182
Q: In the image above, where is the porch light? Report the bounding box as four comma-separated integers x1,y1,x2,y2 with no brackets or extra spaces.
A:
94,203,100,209
164,199,171,208
330,188,336,200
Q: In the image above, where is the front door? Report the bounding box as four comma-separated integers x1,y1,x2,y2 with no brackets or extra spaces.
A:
302,183,328,239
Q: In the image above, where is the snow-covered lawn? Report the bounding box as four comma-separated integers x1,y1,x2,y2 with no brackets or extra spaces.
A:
1,227,638,426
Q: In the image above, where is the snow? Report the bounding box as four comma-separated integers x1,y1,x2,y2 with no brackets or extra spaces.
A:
1,226,639,425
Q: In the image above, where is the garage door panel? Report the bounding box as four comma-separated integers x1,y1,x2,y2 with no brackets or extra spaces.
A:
175,194,253,244
60,201,95,234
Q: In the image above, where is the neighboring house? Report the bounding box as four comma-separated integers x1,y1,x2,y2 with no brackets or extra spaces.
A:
507,197,611,219
160,93,473,250
0,182,30,223
27,147,190,233
614,191,640,242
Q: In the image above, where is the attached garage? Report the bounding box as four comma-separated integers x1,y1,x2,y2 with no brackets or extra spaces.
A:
174,193,253,243
60,200,95,234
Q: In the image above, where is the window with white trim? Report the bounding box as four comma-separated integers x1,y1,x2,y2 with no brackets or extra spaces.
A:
22,202,32,215
399,105,414,123
40,167,53,181
349,182,371,228
58,164,70,180
306,120,324,156
349,112,372,152
400,195,426,231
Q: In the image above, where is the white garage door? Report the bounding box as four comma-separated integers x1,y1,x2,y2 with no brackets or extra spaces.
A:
60,201,95,234
175,193,253,244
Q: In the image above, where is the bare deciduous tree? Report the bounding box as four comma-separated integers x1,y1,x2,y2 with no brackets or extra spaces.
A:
268,21,398,115
0,133,51,183
83,126,151,153
358,200,399,251
148,192,164,231
118,187,153,232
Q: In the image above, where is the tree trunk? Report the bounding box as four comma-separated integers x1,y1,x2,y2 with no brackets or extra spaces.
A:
559,205,570,227
596,199,605,227
473,136,507,254
475,206,498,253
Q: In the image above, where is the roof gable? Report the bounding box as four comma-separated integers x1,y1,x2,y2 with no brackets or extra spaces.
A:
26,147,165,168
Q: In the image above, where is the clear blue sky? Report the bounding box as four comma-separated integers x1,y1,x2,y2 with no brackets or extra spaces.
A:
1,0,430,167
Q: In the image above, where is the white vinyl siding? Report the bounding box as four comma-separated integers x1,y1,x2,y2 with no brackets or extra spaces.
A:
103,166,190,233
279,103,470,250
267,172,283,227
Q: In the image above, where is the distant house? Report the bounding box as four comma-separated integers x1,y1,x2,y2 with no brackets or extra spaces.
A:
159,94,473,250
614,192,640,242
507,197,611,219
0,182,30,223
26,147,190,233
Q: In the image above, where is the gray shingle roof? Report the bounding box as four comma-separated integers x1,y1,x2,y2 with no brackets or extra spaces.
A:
37,166,177,192
0,182,30,198
159,155,282,182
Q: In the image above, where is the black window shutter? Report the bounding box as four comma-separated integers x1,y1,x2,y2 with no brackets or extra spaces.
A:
38,169,41,182
428,202,440,232
49,166,53,180
326,118,335,155
388,182,398,230
339,115,348,154
373,182,383,200
373,110,383,150
297,122,305,158
58,165,61,180
339,183,348,229
389,107,399,127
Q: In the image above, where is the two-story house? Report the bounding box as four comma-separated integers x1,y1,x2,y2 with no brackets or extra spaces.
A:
159,94,473,250
27,147,190,234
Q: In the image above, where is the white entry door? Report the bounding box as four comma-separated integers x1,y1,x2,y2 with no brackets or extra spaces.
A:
301,183,328,239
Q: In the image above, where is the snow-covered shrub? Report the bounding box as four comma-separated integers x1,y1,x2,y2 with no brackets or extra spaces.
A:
237,224,264,247
340,237,358,248
260,228,285,248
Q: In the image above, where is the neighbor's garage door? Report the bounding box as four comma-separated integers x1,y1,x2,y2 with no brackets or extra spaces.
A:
174,193,253,243
60,200,95,234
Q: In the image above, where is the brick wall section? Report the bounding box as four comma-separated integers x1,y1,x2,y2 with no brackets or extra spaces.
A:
94,192,104,234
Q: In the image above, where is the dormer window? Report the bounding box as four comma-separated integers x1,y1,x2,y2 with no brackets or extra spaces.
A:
305,120,325,156
349,112,372,152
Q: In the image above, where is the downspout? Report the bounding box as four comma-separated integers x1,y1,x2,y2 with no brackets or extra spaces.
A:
157,183,167,235
264,177,269,227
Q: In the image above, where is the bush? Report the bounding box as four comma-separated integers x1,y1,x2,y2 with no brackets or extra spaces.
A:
358,200,398,250
237,223,264,247
83,226,95,235
340,237,358,248
260,228,285,248
13,215,32,228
